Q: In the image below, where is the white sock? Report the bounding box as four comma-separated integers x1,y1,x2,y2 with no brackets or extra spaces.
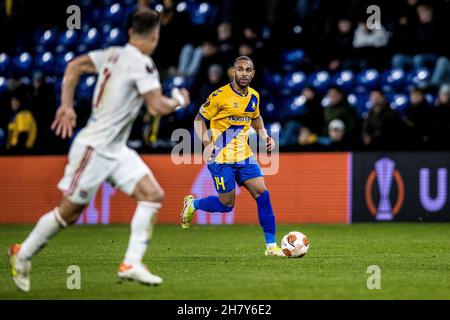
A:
266,243,277,249
124,201,161,265
18,208,67,260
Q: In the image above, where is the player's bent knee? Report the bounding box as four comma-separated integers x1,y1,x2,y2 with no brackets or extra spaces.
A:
219,198,235,210
136,186,164,203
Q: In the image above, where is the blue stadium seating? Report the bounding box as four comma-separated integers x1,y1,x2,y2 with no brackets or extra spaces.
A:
84,7,103,25
37,29,58,49
82,28,101,50
350,93,371,117
283,71,307,93
331,70,354,92
261,99,282,123
0,76,7,94
283,94,308,119
381,68,406,91
407,68,431,87
0,53,10,74
77,75,97,100
389,93,409,114
12,52,33,74
35,51,55,74
308,71,330,94
263,72,283,91
104,3,124,24
280,49,305,72
55,52,75,75
355,69,380,91
163,76,188,96
59,30,79,50
104,28,126,46
190,2,217,26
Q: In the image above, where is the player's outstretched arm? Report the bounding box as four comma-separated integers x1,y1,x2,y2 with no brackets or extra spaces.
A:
52,54,96,139
143,87,190,116
251,115,275,152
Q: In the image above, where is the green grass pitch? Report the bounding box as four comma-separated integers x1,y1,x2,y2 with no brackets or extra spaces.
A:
0,223,449,299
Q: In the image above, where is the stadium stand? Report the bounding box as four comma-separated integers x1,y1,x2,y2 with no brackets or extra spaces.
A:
1,0,450,154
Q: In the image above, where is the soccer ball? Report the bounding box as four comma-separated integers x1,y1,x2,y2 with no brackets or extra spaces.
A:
281,231,310,258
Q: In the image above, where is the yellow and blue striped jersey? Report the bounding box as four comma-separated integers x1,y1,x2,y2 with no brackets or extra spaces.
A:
198,83,260,163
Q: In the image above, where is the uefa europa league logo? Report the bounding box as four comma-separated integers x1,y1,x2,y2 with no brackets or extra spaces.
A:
365,158,405,221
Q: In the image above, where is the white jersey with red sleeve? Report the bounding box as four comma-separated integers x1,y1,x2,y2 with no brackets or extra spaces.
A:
74,43,161,158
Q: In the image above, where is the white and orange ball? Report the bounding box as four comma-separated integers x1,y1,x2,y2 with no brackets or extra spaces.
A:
281,231,310,258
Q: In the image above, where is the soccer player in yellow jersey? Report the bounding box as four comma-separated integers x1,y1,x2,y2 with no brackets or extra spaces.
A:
180,56,284,256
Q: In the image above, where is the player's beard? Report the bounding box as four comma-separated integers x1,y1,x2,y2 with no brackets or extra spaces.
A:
236,77,250,90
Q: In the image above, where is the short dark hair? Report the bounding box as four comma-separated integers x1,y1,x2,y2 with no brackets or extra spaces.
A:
128,8,160,35
234,56,254,67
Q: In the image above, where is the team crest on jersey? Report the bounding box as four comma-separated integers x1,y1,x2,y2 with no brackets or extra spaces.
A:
244,94,258,112
233,102,239,108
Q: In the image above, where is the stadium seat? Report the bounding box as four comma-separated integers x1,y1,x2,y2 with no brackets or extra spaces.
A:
190,2,216,26
389,93,409,114
163,76,188,95
84,7,103,25
348,93,370,118
425,93,436,106
77,75,97,100
280,49,305,72
381,68,406,90
12,52,33,74
122,0,137,6
263,72,283,91
38,29,58,49
76,44,89,55
407,68,431,87
283,71,307,93
261,99,282,123
282,94,308,119
104,3,124,24
35,51,55,74
0,76,7,94
355,68,380,91
0,53,11,74
58,30,79,50
308,71,330,94
55,51,75,75
331,70,354,92
176,1,188,13
82,27,101,50
105,28,125,46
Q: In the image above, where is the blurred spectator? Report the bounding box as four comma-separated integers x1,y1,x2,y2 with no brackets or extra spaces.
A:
326,119,347,149
430,56,450,87
324,87,358,142
353,20,390,69
217,22,234,64
280,87,323,147
429,84,450,147
403,87,432,144
198,64,224,103
362,89,405,148
153,0,191,73
6,96,37,152
177,39,219,79
29,72,56,147
392,3,440,70
327,18,355,71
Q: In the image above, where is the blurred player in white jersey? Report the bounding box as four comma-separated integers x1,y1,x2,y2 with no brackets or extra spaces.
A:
8,8,190,292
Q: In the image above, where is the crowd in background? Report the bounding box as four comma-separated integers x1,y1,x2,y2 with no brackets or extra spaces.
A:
1,0,450,154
